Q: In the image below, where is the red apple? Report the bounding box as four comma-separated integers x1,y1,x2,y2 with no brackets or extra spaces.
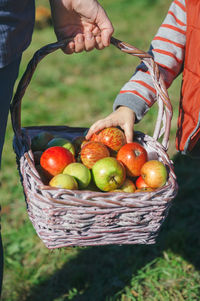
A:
49,174,78,190
98,127,126,152
117,142,148,177
80,141,110,169
92,157,126,191
40,146,75,177
135,175,149,189
90,132,100,142
141,160,168,188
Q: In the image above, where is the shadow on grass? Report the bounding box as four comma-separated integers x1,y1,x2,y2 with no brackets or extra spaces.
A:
25,153,200,301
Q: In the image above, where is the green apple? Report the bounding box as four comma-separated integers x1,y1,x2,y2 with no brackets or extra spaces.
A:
92,157,126,192
49,173,78,189
46,137,75,156
31,131,54,151
63,162,91,189
119,178,136,193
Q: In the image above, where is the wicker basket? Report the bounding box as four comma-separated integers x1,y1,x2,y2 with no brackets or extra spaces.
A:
10,37,178,249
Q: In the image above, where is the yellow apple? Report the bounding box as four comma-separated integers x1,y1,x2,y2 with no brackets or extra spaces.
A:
119,178,136,193
49,174,78,189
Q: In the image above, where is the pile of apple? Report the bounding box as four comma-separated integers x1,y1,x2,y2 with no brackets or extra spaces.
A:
31,127,168,193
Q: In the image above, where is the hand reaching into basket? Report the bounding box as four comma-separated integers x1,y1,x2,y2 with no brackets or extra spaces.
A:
49,0,114,54
86,106,136,143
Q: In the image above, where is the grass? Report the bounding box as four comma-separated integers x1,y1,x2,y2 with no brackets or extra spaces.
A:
1,0,200,300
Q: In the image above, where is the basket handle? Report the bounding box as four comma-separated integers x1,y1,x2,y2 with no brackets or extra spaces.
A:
10,36,172,150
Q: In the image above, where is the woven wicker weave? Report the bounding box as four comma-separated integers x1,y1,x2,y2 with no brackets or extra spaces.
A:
10,37,178,249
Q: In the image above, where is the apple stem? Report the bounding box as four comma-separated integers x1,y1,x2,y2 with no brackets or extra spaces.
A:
134,150,141,157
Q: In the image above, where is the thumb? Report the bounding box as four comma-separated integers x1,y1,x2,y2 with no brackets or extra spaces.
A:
101,27,114,46
96,8,114,46
123,124,134,143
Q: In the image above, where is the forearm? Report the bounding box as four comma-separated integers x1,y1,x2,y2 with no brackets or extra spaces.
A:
114,0,186,122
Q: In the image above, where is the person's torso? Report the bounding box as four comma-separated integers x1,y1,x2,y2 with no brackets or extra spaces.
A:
177,0,200,154
0,0,35,68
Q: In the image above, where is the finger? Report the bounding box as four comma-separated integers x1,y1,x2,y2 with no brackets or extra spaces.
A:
74,34,85,53
123,123,134,143
86,121,105,140
92,27,101,36
102,118,117,128
62,40,75,54
96,8,114,47
95,35,104,50
85,32,96,51
85,125,99,140
101,27,114,47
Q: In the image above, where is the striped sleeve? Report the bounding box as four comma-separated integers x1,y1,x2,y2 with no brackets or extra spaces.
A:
113,0,186,122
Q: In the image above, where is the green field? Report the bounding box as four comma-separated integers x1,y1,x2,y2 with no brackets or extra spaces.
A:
1,0,200,300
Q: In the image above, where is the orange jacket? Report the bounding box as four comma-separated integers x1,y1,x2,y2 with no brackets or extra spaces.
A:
177,0,200,153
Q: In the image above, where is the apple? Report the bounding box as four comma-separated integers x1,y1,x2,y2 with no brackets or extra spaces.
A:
74,138,90,163
111,189,124,192
92,157,126,191
135,175,149,189
40,146,75,177
63,162,91,189
141,160,168,188
46,137,75,156
72,135,87,155
119,178,136,193
86,180,101,191
81,139,90,148
90,132,99,142
49,174,78,190
117,142,148,177
81,141,110,169
31,131,54,151
98,127,126,152
135,187,154,193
